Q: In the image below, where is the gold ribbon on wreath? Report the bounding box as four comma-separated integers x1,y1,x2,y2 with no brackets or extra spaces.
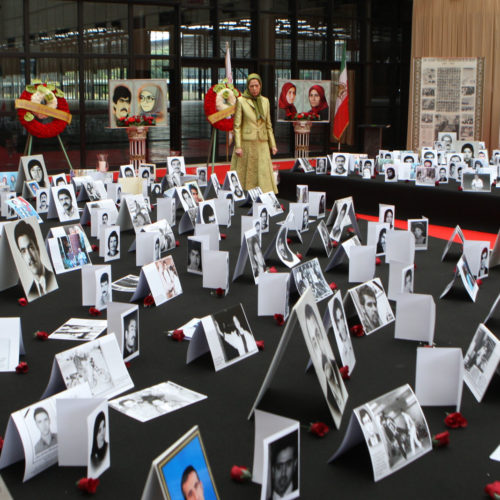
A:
15,99,72,124
207,105,236,125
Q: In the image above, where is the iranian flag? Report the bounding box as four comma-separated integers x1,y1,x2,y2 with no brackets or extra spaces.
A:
333,43,349,141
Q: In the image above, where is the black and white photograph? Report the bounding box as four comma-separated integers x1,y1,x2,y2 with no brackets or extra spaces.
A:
462,172,491,192
350,278,395,335
384,165,397,182
4,217,58,302
227,171,245,201
52,184,79,222
83,178,106,202
276,223,300,268
87,406,110,478
125,194,151,230
437,165,449,183
141,220,176,254
330,199,352,242
167,156,186,185
196,166,207,186
36,189,49,213
186,181,204,205
316,157,328,174
246,229,267,284
199,200,218,224
415,165,437,186
55,336,133,399
260,191,283,216
120,165,136,178
21,155,50,188
122,308,139,360
139,164,156,186
296,291,348,428
258,205,270,233
378,205,394,230
317,220,334,257
478,245,489,279
95,267,112,311
296,185,308,203
328,291,356,371
110,381,207,423
104,227,120,262
200,304,258,371
408,219,428,250
357,384,431,481
112,274,140,292
301,205,310,232
49,318,107,341
463,324,500,402
261,428,300,500
375,223,389,256
187,238,203,275
401,265,414,293
457,255,479,301
51,173,67,186
330,153,348,176
292,258,333,303
142,255,183,306
361,159,374,179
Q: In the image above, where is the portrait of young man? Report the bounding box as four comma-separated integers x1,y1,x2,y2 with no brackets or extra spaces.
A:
123,310,139,360
32,406,57,455
111,84,131,126
267,431,299,500
54,185,79,221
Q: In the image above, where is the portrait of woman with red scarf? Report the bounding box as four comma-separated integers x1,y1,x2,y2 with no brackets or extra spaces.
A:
277,82,297,120
308,84,329,121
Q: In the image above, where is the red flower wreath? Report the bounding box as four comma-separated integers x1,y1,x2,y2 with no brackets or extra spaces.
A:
204,81,241,132
16,81,71,139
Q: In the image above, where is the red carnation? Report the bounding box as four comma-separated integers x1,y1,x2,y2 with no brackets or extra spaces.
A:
176,240,180,247
143,294,155,308
274,313,285,326
485,481,500,499
230,465,252,483
476,278,483,286
332,240,338,248
34,330,49,341
125,361,131,368
220,233,227,239
76,477,100,494
91,244,98,252
432,431,449,447
339,365,350,380
89,307,101,316
256,340,265,351
18,298,27,306
329,282,338,290
375,257,382,265
0,436,4,452
16,361,29,374
435,180,440,186
444,412,467,429
458,186,463,191
350,324,365,337
268,266,278,273
296,253,303,260
287,238,292,244
309,422,330,437
347,227,354,234
171,329,185,342
215,287,225,297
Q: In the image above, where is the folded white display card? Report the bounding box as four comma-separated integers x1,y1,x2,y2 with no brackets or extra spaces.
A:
263,219,301,269
329,384,431,482
441,225,466,261
257,272,290,319
394,293,435,344
348,245,376,283
304,220,334,257
49,318,107,342
100,225,121,262
325,235,361,271
135,231,161,267
0,317,24,372
107,302,139,361
415,347,463,410
292,258,333,303
385,230,415,265
463,240,490,278
233,228,267,284
439,255,479,302
252,409,300,500
308,191,326,218
202,250,229,292
81,264,112,310
156,197,176,227
195,222,220,250
388,262,414,299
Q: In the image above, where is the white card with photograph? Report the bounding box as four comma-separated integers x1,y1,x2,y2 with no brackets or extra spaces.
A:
202,250,229,292
463,324,500,402
0,385,91,482
407,218,429,251
18,155,50,191
292,258,333,303
394,293,435,344
224,170,246,201
120,165,136,178
213,198,232,227
457,254,479,301
49,318,107,342
106,182,122,204
81,265,112,310
271,223,300,268
112,274,139,293
4,216,58,302
462,172,491,192
388,262,414,299
254,204,271,234
139,255,183,306
348,278,395,335
107,302,139,361
259,191,283,216
463,240,490,278
6,196,42,223
36,189,49,214
348,245,376,283
156,197,176,227
47,231,92,275
109,381,207,422
385,230,415,265
378,204,395,230
123,194,152,232
50,185,79,222
196,166,208,186
176,185,197,212
136,231,161,267
187,236,207,276
42,335,134,400
288,203,310,233
198,199,219,225
101,225,120,262
257,272,290,319
440,224,465,261
308,191,326,218
415,347,464,410
0,318,23,372
330,153,349,176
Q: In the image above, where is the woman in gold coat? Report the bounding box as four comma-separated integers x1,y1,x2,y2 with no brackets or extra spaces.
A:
231,74,278,193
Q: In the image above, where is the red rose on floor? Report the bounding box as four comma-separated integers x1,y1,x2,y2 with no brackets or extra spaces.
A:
476,278,483,286
280,204,284,211
329,282,338,290
16,361,29,374
347,227,354,234
274,313,285,326
485,481,500,499
220,233,227,239
350,324,365,337
0,436,3,452
230,465,252,482
215,287,225,297
296,253,303,260
256,340,265,351
309,422,330,437
332,240,338,248
458,186,463,191
414,263,417,269
176,240,180,247
287,238,292,244
143,294,155,308
76,477,100,494
444,412,467,429
88,307,101,316
268,266,277,273
18,298,27,306
35,330,49,341
91,244,98,252
171,329,185,342
435,180,440,186
125,361,131,368
375,257,382,265
339,365,350,380
432,431,449,447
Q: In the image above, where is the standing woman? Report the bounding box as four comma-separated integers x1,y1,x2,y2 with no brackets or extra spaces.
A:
232,74,278,194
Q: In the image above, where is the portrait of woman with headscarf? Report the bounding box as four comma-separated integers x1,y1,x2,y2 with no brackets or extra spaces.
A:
231,73,278,194
307,84,329,121
137,83,165,122
277,82,297,120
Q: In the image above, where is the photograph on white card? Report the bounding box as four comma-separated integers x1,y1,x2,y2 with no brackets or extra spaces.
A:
457,255,479,301
87,403,110,478
478,244,490,278
55,335,133,399
462,172,491,192
26,180,41,198
121,307,139,361
84,178,107,202
276,224,300,268
103,226,120,262
109,381,207,423
185,181,204,205
177,187,198,213
317,220,334,257
375,223,390,256
21,155,50,188
167,156,186,178
316,157,328,174
354,384,431,482
292,258,333,303
199,199,218,225
94,266,112,310
415,165,436,186
328,291,356,371
384,164,397,182
256,204,270,234
296,184,308,203
4,217,58,302
125,194,151,231
260,191,283,216
400,265,414,293
309,191,326,218
261,427,300,500
349,278,394,335
187,237,203,275
360,159,374,178
295,289,348,428
51,173,67,186
196,166,207,186
142,255,183,306
378,204,394,230
331,153,349,176
35,189,49,213
51,185,79,222
49,318,107,341
330,200,352,242
139,163,155,185
112,274,139,292
226,171,245,201
120,165,135,178
463,324,500,402
141,219,175,254
463,240,489,278
436,164,449,183
246,228,267,284
408,218,428,250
